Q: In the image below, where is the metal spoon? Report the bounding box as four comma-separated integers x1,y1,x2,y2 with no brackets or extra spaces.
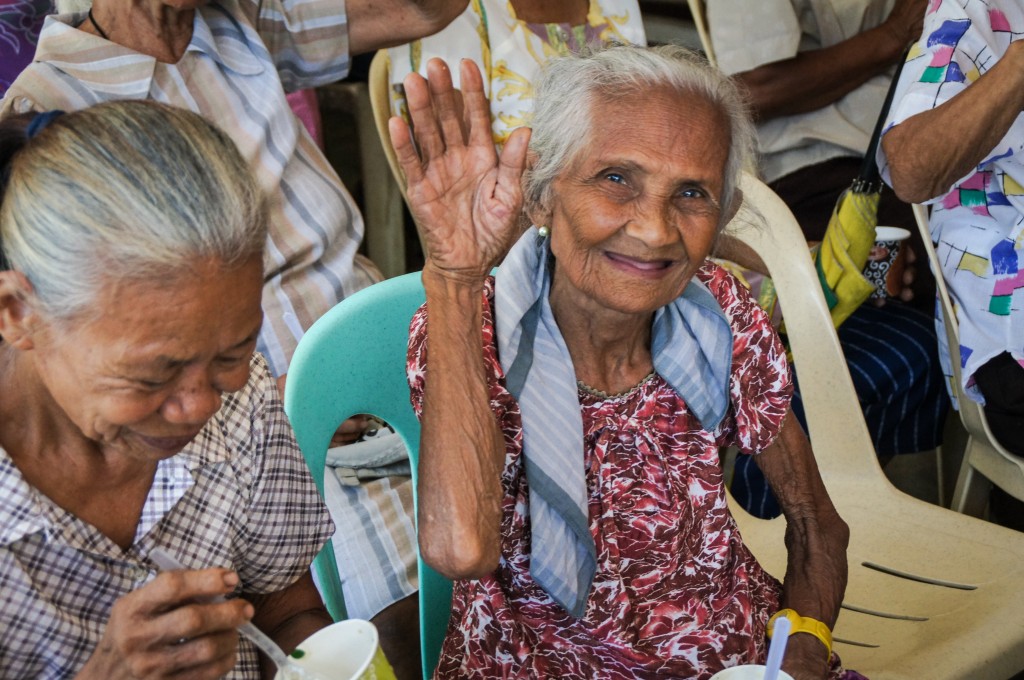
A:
148,548,328,680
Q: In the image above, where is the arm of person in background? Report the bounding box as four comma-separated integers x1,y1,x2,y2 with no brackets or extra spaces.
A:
882,39,1024,204
735,0,926,120
755,411,850,680
246,573,334,679
389,58,529,578
347,0,469,54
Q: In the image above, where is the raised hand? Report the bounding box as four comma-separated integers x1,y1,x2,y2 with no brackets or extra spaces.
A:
389,58,531,281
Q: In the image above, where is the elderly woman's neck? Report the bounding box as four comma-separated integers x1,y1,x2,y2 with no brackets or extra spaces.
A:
549,284,654,395
84,0,195,63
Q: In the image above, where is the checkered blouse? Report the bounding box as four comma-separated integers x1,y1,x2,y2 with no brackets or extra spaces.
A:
0,353,332,679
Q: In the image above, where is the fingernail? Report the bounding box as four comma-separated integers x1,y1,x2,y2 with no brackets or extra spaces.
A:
244,603,255,619
223,571,239,588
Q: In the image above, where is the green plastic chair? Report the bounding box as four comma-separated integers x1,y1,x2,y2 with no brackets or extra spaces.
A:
283,271,452,680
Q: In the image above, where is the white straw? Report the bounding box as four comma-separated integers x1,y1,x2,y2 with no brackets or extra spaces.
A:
764,616,791,680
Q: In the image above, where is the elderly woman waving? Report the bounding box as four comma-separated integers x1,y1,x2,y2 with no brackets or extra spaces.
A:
0,101,332,678
391,46,855,680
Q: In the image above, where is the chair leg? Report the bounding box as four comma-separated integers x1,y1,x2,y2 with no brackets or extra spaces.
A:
952,438,992,517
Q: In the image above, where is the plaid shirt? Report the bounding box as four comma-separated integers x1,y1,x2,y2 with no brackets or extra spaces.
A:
0,354,333,679
0,0,379,376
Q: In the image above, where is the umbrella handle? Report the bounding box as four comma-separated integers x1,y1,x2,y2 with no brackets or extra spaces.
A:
859,46,911,183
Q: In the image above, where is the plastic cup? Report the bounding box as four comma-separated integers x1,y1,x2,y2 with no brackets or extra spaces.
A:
709,664,796,680
274,619,396,680
864,226,911,299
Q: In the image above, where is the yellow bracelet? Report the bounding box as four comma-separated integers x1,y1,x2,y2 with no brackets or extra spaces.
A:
767,609,833,661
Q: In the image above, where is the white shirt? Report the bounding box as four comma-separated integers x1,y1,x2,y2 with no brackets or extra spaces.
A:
708,0,896,182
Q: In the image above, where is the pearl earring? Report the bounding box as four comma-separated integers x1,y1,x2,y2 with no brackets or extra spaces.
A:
537,225,550,238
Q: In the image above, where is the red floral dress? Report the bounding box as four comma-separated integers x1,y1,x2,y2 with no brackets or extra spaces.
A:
408,263,849,679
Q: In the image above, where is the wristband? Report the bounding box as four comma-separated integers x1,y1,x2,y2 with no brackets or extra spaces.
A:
767,608,833,661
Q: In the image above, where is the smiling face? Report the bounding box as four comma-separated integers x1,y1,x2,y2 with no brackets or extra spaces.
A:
25,255,264,462
541,86,732,317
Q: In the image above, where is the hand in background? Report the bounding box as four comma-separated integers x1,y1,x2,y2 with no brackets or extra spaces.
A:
883,0,929,49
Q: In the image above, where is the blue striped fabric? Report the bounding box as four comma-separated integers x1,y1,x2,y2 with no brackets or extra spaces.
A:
495,228,733,615
731,301,949,518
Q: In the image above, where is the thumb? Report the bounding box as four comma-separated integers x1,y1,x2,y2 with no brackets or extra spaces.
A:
496,127,531,189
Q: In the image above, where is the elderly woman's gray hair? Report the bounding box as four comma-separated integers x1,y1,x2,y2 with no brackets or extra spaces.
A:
0,100,267,321
524,44,755,227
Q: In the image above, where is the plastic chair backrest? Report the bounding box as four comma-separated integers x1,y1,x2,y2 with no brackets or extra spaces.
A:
369,50,409,203
283,271,451,680
730,175,1024,679
911,204,1024,513
686,0,717,67
317,80,407,278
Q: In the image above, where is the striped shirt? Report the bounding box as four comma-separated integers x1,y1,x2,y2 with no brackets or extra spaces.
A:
0,354,333,679
1,0,379,376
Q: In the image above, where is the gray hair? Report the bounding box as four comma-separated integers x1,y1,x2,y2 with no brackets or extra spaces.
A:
524,44,756,229
0,100,267,321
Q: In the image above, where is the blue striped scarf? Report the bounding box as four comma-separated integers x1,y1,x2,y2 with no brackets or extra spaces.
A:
494,227,734,617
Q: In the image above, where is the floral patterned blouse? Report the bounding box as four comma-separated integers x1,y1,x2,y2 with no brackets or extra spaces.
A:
408,263,855,679
388,0,645,147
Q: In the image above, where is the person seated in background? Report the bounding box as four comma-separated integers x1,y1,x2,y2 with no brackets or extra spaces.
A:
708,0,926,278
391,46,856,680
388,0,645,147
1,0,469,670
879,0,1024,457
0,100,333,679
706,0,949,517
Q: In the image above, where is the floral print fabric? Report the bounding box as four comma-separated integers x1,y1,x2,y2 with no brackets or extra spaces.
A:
388,0,645,147
407,263,854,678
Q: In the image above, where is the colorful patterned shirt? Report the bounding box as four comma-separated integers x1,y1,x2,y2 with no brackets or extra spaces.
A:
406,264,847,679
0,354,333,679
388,0,646,147
878,0,1024,401
0,0,379,377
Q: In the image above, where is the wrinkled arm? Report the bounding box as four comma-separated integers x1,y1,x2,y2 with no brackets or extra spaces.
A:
347,0,468,54
882,40,1024,204
391,59,528,579
735,0,925,120
417,269,507,578
755,410,849,680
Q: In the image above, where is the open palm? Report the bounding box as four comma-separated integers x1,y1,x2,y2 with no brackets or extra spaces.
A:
390,58,531,279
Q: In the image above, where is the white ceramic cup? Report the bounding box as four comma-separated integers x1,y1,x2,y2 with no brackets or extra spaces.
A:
709,664,797,680
274,619,396,680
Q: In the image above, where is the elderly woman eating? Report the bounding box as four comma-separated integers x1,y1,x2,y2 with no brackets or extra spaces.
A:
391,46,856,679
0,100,332,678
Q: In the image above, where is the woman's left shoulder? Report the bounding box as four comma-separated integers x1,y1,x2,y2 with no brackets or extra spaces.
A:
695,260,769,333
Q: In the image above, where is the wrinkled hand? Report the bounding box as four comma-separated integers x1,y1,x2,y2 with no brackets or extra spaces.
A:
77,569,253,680
885,0,928,48
389,58,531,282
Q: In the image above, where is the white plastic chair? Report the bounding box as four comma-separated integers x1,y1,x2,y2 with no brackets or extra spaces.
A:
318,80,407,278
685,0,717,66
911,203,1024,517
730,174,1024,680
